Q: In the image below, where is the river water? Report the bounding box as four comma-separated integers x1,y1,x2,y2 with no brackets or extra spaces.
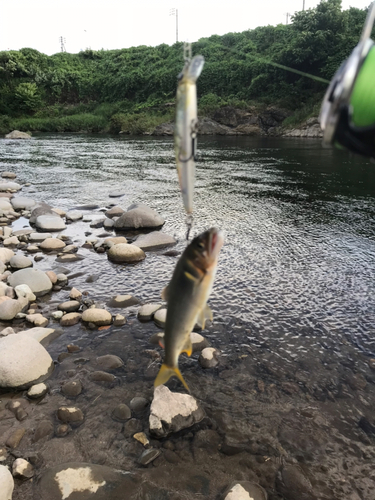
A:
1,134,375,499
1,134,375,356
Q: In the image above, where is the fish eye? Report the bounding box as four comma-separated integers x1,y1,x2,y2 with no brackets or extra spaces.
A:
196,241,205,249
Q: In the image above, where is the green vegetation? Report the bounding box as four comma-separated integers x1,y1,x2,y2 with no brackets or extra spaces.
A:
0,0,372,134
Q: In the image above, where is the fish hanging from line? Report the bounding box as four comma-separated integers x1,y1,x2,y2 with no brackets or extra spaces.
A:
154,227,224,392
174,49,205,238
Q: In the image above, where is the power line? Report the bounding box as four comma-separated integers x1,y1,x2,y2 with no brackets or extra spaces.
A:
169,8,178,43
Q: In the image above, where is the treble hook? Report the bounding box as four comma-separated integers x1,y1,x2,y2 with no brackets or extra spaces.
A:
183,42,192,63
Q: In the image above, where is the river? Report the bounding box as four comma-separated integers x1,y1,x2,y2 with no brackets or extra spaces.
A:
1,134,375,500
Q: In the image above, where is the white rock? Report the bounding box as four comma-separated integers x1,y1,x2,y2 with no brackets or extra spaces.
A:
69,287,82,300
66,210,83,221
224,482,267,500
12,458,34,479
26,313,49,327
81,308,112,326
0,333,54,389
9,255,33,269
0,464,14,500
133,231,176,251
0,299,23,320
8,268,53,296
39,238,66,251
3,237,19,246
29,232,52,242
27,382,48,399
14,284,36,302
19,327,55,343
114,203,165,230
5,130,31,139
138,303,162,321
0,199,12,211
149,385,205,438
52,311,64,320
35,215,66,232
0,181,21,191
3,227,12,238
0,248,14,263
10,197,37,211
107,243,145,263
225,484,252,500
153,308,167,328
0,327,15,337
198,347,220,368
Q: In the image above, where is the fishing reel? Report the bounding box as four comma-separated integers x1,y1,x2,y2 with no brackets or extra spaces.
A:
320,2,375,160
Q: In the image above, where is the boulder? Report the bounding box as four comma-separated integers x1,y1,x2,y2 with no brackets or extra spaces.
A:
138,303,162,321
107,244,145,263
133,231,176,251
29,203,55,224
0,248,14,263
29,232,52,242
8,268,53,296
0,181,21,192
107,295,139,308
149,385,205,438
0,333,54,389
5,130,31,139
153,308,167,328
105,206,124,219
10,197,37,211
198,347,220,368
114,203,165,230
0,298,23,321
9,255,33,270
35,215,66,232
14,284,36,302
1,171,16,179
65,211,83,222
39,238,66,251
0,199,12,211
224,482,268,500
3,236,19,246
60,313,82,327
81,308,112,326
27,382,49,399
0,464,14,500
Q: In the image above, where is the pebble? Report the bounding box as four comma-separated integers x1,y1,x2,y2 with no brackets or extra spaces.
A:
139,448,161,465
12,458,34,479
60,312,82,326
27,382,49,399
55,424,70,437
89,371,116,382
130,396,149,412
107,294,139,308
9,255,33,270
5,428,26,449
124,418,143,437
133,432,149,447
51,310,64,320
26,313,49,327
111,404,131,422
32,421,54,443
39,238,66,251
0,448,7,461
61,380,83,397
107,243,146,263
58,300,80,313
138,303,162,321
69,287,82,300
15,408,28,421
56,273,68,286
29,232,52,242
199,347,220,368
191,331,210,352
114,203,165,230
57,406,84,425
8,268,53,296
95,354,124,370
26,245,39,253
224,482,267,500
81,308,112,326
113,314,126,326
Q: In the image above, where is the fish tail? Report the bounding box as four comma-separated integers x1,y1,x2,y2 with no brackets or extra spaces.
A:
154,363,190,392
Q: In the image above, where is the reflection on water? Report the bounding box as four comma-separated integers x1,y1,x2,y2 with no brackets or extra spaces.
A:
1,134,374,358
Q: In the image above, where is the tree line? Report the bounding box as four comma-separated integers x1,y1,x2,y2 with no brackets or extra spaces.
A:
0,0,372,132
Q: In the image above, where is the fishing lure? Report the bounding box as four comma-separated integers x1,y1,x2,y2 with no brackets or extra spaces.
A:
174,43,205,239
320,2,375,160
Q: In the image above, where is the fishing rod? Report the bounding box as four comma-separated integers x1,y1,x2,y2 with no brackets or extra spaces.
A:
320,1,375,160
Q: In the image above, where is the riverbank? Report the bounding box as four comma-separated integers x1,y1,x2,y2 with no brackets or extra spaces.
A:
0,104,323,138
0,157,374,499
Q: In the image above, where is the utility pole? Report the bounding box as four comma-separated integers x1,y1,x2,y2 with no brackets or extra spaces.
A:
303,0,305,10
59,36,66,52
169,8,178,43
285,12,291,24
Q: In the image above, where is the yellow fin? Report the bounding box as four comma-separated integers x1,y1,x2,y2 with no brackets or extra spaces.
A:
181,335,193,357
184,271,197,282
154,363,190,392
161,285,169,302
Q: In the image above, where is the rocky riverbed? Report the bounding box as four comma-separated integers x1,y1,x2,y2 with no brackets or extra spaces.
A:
0,169,374,500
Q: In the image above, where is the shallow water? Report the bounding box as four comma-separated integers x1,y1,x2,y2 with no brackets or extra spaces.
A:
1,134,375,499
1,134,375,357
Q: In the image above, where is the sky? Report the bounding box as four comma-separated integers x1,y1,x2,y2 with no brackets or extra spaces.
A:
0,0,372,55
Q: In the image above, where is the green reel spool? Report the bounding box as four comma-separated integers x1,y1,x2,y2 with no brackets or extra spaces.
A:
320,2,375,159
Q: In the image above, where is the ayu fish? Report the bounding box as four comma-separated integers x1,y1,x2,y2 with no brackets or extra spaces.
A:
154,227,224,392
174,54,205,217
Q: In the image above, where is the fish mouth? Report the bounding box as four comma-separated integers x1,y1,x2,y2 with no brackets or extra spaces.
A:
209,228,224,257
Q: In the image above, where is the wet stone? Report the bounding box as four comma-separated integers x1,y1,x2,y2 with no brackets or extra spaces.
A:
95,354,124,371
27,382,48,399
15,408,28,421
153,308,167,328
32,420,54,443
89,371,116,383
224,482,268,500
107,294,139,308
198,347,220,368
138,303,162,321
12,458,34,479
67,344,81,353
5,428,26,449
139,448,161,466
133,432,149,447
113,314,126,326
57,406,84,425
60,312,82,327
58,352,72,362
124,418,143,438
276,464,313,500
55,424,70,437
61,380,83,397
129,396,149,412
58,300,80,313
164,449,179,464
111,404,131,422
